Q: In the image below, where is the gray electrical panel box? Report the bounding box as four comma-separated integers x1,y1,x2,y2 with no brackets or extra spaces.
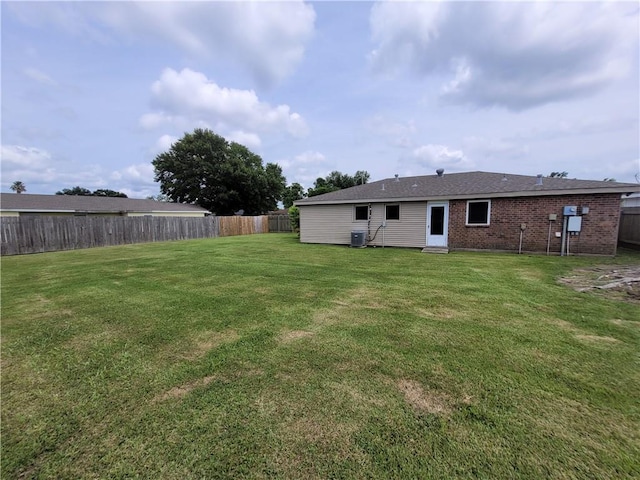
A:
563,205,577,216
567,216,582,232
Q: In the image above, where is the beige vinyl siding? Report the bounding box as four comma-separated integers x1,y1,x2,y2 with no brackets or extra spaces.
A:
0,211,19,217
367,202,427,248
299,201,428,248
299,204,356,244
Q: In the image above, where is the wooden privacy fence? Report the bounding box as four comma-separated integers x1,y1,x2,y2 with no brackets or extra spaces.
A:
619,209,640,247
1,214,292,256
269,214,293,233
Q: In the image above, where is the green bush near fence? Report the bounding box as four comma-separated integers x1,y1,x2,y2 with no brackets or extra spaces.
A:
2,234,639,478
288,205,300,232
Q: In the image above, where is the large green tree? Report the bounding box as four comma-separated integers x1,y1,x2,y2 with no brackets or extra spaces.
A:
307,170,370,197
56,186,127,197
93,189,128,198
282,182,306,208
146,193,171,202
152,128,286,215
56,186,92,196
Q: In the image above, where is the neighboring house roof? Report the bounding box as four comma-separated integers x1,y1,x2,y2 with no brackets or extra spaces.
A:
0,193,210,215
296,171,640,205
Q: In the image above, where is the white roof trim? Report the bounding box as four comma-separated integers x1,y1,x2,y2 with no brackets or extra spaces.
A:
296,188,638,206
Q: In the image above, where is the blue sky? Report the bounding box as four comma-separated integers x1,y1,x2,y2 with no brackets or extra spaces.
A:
2,1,639,198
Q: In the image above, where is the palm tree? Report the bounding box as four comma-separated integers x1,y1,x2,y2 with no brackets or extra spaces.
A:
10,181,26,194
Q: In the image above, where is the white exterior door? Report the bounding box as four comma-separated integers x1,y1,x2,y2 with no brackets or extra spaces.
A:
426,202,449,247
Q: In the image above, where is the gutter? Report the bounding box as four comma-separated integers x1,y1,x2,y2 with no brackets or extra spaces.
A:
0,209,76,213
295,187,640,206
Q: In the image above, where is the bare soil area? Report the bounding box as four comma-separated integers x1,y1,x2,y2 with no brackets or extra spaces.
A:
559,265,640,304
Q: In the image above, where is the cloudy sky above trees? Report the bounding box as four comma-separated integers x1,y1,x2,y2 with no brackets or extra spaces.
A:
2,1,638,198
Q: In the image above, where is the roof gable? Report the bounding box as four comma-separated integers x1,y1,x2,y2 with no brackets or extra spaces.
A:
296,171,640,205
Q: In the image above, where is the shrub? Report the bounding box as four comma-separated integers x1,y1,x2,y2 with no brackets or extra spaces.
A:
288,205,300,233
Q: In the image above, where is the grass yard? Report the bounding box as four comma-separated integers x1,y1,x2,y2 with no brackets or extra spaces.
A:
2,234,639,479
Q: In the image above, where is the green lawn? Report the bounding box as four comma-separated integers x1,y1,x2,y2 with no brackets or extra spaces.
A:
2,234,639,479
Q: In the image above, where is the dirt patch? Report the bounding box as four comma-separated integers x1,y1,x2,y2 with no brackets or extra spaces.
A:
397,379,452,415
152,375,216,403
559,265,640,304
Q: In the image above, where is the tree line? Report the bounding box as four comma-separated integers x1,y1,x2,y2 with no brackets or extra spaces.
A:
10,181,128,197
152,128,370,213
11,149,626,214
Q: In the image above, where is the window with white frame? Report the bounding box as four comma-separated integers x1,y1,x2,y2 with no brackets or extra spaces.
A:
466,200,491,225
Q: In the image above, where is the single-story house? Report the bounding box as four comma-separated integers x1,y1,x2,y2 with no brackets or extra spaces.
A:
295,170,640,255
0,193,209,217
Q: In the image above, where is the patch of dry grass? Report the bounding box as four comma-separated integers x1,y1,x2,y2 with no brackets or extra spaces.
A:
575,334,620,343
278,330,315,343
152,375,217,403
396,379,453,415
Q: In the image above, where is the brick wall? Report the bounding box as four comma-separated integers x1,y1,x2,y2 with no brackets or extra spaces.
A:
448,194,622,255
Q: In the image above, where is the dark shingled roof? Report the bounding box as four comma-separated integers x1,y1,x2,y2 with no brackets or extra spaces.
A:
0,193,209,214
296,171,640,205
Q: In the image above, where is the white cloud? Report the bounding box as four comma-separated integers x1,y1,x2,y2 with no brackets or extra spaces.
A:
608,158,640,179
110,163,155,183
8,2,315,86
0,145,160,196
109,163,158,198
409,144,473,171
0,144,108,191
140,68,308,144
507,116,639,142
6,2,112,44
462,136,529,160
226,131,262,150
581,157,640,183
1,144,52,169
139,113,170,131
154,134,178,154
370,2,638,110
279,151,331,188
365,115,416,148
23,67,57,86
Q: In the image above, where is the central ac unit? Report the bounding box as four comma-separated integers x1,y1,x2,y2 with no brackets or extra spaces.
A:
351,231,367,247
